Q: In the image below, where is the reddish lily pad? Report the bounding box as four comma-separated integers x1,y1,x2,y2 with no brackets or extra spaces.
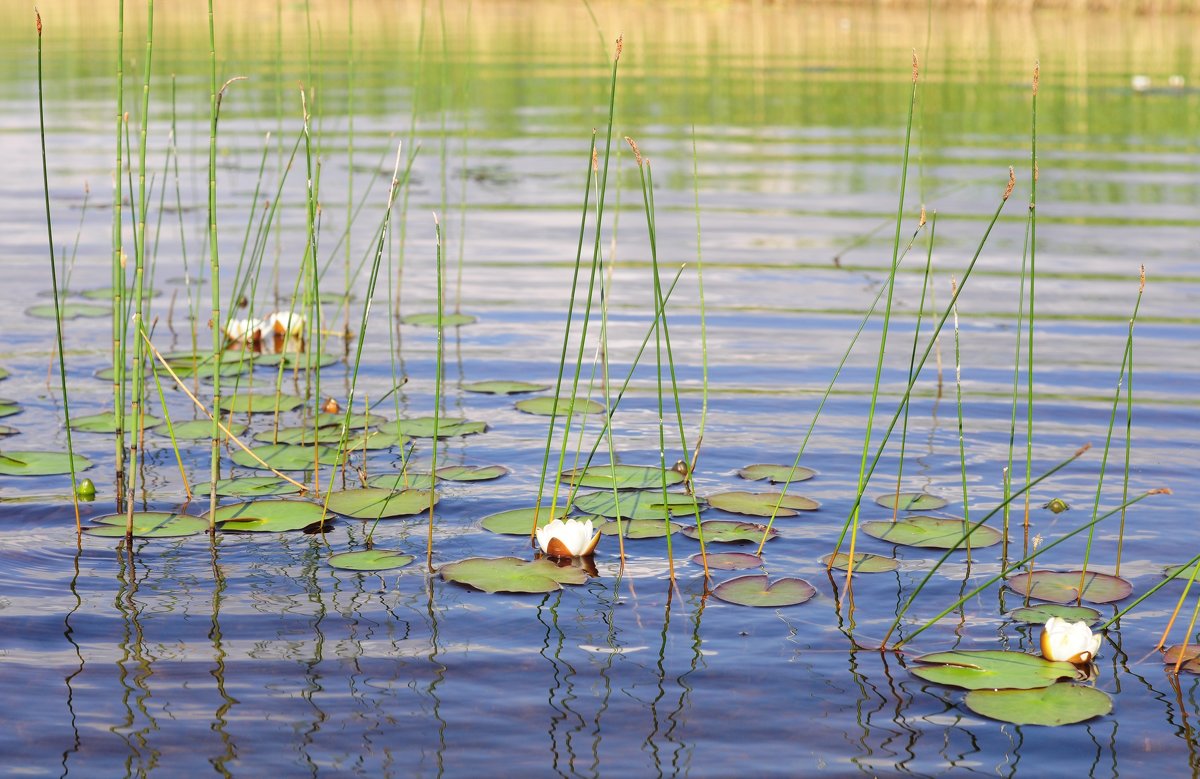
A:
707,490,819,517
691,552,762,570
965,685,1112,726
737,463,816,483
875,492,948,511
1163,645,1200,674
821,552,899,573
712,575,816,607
861,516,1001,550
1005,570,1133,604
440,556,586,594
682,520,776,544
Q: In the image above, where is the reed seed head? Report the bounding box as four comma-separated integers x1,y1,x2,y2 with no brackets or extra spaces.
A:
919,205,927,227
36,8,42,36
615,34,623,62
912,50,918,83
1151,487,1173,496
1139,264,1146,293
1074,442,1093,457
1003,166,1015,200
592,146,599,173
1033,61,1040,96
624,136,643,166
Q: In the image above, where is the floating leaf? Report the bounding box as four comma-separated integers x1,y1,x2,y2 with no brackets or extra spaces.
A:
392,416,486,438
692,552,762,570
207,476,303,497
314,411,390,428
736,463,816,483
230,444,340,471
481,506,569,535
80,285,161,301
1163,645,1200,674
255,426,405,450
253,352,341,369
682,520,775,544
158,419,248,439
861,516,1001,550
210,499,328,532
0,425,16,437
403,312,477,327
707,490,819,517
433,464,508,482
462,380,547,395
0,367,7,380
328,550,415,572
218,393,304,414
26,302,110,319
911,650,1077,690
515,397,604,416
965,685,1112,726
164,361,249,380
326,488,434,519
563,464,684,490
84,511,208,538
821,552,899,573
713,575,816,607
1005,570,1133,604
597,518,682,538
440,556,586,593
1166,562,1200,579
70,412,163,433
572,490,703,520
366,472,434,491
875,492,948,511
0,450,92,476
0,399,22,418
1008,604,1102,626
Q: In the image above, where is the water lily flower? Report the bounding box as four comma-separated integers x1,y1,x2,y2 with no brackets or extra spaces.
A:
1041,616,1102,664
224,317,265,344
535,517,600,559
264,311,305,337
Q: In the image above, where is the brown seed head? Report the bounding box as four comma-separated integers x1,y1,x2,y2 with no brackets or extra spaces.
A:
919,205,927,227
592,146,599,173
912,50,918,83
1139,264,1146,293
1150,487,1173,496
1033,61,1040,96
1003,166,1016,201
615,34,623,62
625,136,643,166
1074,442,1093,458
36,8,42,36
1034,161,1039,183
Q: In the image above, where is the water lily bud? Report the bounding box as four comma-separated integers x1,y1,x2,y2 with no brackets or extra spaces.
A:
1041,616,1101,664
76,478,96,500
323,397,340,414
535,517,601,559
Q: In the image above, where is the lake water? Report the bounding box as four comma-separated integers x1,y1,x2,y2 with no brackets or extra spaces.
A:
0,1,1198,775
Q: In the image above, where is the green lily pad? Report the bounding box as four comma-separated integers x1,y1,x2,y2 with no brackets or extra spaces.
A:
0,425,16,437
218,393,304,414
157,419,248,439
26,302,110,319
860,516,1002,550
164,361,249,380
736,463,816,483
392,416,486,438
433,464,508,481
597,518,682,538
1163,645,1200,674
572,490,703,520
84,511,208,538
402,312,477,327
481,506,570,535
1005,570,1133,604
229,444,340,471
462,380,548,395
255,426,405,450
910,650,1077,690
682,520,776,544
515,397,605,416
821,552,899,573
0,399,23,418
206,476,304,497
875,492,948,511
1008,604,1102,626
965,685,1112,726
712,575,816,607
707,490,819,517
325,488,435,519
252,352,341,369
328,549,415,572
70,412,163,433
210,499,328,532
563,464,685,490
691,552,762,570
0,368,6,380
366,472,434,491
80,286,161,301
1166,562,1200,579
440,556,587,593
315,411,389,428
0,450,92,476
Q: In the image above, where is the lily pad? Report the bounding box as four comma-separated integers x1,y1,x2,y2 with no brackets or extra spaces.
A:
860,516,1002,550
210,499,328,532
328,549,415,572
366,472,434,491
26,302,110,319
1163,645,1200,674
0,425,16,437
80,285,161,301
597,518,682,538
1008,604,1102,626
481,506,570,535
440,556,586,593
0,368,6,380
253,352,341,369
156,419,248,439
403,312,477,327
911,650,1077,690
230,444,340,471
562,464,685,490
712,575,816,607
1166,562,1200,579
1005,570,1133,604
0,450,92,476
315,411,390,428
217,393,304,414
84,511,208,538
515,397,605,416
875,492,948,511
682,520,775,544
432,464,509,482
821,552,899,573
737,463,816,483
255,426,404,450
164,361,249,380
462,380,548,395
206,476,304,497
572,490,703,520
691,552,762,570
0,399,23,418
70,412,163,433
393,416,486,438
707,490,819,517
325,488,435,519
965,685,1112,726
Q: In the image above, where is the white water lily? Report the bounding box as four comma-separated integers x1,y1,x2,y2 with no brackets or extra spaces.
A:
535,518,601,559
264,311,305,337
224,317,265,343
1040,616,1102,664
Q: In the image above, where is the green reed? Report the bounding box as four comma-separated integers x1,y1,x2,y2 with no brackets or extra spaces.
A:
428,212,445,569
206,0,223,525
1022,62,1040,558
1115,268,1144,575
112,0,127,509
950,278,970,548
